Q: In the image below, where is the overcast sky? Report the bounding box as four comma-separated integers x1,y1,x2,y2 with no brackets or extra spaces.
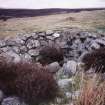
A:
0,0,105,9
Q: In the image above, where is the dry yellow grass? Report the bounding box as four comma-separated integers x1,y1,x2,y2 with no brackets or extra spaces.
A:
74,77,105,105
0,10,105,37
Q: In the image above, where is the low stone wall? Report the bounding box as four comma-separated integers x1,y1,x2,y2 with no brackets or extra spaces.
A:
0,28,105,63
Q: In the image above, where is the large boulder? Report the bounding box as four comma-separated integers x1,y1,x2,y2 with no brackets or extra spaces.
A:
63,60,77,76
5,51,21,63
46,62,60,73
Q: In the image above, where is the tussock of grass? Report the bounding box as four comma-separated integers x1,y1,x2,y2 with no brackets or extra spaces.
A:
74,77,105,105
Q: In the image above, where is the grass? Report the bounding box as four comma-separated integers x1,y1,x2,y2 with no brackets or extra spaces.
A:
74,75,105,105
0,10,105,37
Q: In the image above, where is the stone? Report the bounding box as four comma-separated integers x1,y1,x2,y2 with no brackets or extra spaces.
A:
58,78,74,90
78,43,85,51
95,39,105,46
5,40,16,46
38,32,45,37
46,62,60,73
12,46,20,54
46,35,54,40
28,49,39,57
66,92,72,98
90,42,100,49
14,37,25,45
20,46,28,54
70,43,78,50
66,91,80,100
5,51,21,63
74,39,81,44
88,33,97,38
61,44,70,50
0,40,6,47
63,60,77,76
79,32,88,38
46,30,53,35
17,34,26,41
40,40,48,46
68,50,80,59
27,39,40,49
84,38,92,47
52,33,60,38
31,33,38,39
1,47,12,52
17,34,32,41
20,53,32,62
78,32,87,42
1,97,27,105
88,33,96,38
0,49,3,54
39,36,44,40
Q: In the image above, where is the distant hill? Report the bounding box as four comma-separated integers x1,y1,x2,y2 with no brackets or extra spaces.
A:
0,8,105,20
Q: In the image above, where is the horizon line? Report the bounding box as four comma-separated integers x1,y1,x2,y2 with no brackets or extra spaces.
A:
0,7,105,10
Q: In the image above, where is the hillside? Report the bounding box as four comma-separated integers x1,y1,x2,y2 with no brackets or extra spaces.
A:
0,9,105,37
0,8,105,18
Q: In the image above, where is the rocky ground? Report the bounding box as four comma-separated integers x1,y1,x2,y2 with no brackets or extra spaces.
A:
0,28,105,105
0,28,105,62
